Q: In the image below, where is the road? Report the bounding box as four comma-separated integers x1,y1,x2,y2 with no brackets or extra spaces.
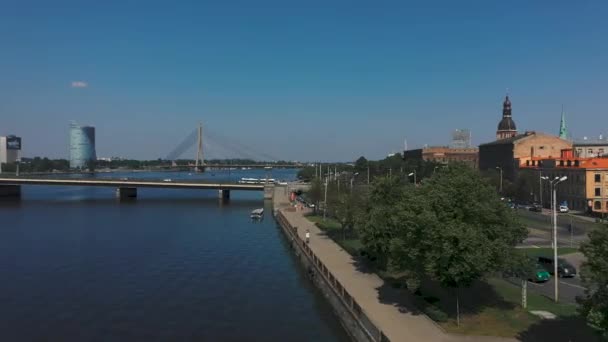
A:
505,276,585,304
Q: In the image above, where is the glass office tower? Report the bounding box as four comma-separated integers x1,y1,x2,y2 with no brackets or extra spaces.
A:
69,122,96,169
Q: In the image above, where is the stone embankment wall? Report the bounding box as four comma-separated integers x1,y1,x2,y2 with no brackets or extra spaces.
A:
275,210,389,342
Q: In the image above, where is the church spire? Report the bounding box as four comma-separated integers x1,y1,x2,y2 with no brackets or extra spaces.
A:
496,94,517,140
559,106,568,139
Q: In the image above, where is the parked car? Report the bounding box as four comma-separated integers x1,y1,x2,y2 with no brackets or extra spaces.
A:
559,205,569,213
528,263,551,283
537,256,577,278
163,179,172,182
529,204,543,212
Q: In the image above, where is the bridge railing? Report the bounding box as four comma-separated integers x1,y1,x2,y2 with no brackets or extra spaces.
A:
276,211,390,342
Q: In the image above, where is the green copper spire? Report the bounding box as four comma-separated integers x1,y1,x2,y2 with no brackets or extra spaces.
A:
559,107,568,139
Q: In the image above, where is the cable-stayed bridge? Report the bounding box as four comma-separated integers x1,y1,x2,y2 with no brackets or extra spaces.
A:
158,124,300,171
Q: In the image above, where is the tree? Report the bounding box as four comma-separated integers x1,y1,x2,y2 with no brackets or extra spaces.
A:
354,156,368,174
307,178,323,214
361,164,527,325
357,176,410,269
333,186,366,240
579,227,608,339
85,159,96,172
413,165,526,325
297,166,316,181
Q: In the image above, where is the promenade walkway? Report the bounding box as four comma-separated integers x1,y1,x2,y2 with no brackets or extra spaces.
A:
274,186,516,342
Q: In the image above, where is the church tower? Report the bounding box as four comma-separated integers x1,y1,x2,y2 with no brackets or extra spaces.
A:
496,95,517,140
559,109,568,140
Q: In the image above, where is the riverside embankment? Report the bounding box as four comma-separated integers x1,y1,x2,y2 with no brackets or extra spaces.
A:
272,185,517,342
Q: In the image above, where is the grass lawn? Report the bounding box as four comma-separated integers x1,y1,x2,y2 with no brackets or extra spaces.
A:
305,215,363,255
487,278,577,317
517,247,579,258
438,277,577,336
441,306,535,337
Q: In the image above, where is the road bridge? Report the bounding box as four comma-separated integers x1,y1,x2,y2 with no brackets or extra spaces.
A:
0,177,274,201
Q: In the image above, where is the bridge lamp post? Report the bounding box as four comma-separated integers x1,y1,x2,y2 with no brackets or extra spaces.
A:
408,171,416,185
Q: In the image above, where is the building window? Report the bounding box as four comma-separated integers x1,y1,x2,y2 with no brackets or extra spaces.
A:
577,148,583,156
600,148,605,155
596,174,601,183
588,148,594,154
596,188,601,196
595,201,602,210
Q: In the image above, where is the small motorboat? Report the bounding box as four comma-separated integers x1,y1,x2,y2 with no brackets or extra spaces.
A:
250,208,264,219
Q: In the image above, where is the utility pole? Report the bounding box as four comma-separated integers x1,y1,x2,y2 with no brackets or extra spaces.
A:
323,171,328,220
367,165,370,185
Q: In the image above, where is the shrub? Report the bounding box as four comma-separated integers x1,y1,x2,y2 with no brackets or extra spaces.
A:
424,305,448,322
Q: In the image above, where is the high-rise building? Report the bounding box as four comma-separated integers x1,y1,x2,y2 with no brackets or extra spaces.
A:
496,95,517,140
0,135,22,164
69,122,96,169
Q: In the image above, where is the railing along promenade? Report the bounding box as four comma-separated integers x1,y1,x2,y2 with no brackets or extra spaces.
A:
276,210,389,342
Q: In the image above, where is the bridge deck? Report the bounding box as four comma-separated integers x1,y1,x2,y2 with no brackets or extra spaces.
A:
0,178,265,191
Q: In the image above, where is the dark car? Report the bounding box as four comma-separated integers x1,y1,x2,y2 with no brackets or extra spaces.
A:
538,256,577,278
529,204,543,212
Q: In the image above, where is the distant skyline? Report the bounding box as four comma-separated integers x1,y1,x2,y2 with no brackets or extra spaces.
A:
1,1,608,161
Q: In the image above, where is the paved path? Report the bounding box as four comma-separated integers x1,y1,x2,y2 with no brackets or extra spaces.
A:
274,186,516,342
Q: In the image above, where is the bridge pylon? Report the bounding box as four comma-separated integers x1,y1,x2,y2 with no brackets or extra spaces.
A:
194,122,205,173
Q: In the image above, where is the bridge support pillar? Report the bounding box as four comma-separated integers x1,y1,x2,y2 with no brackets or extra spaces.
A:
264,184,274,200
116,187,137,199
0,185,21,198
218,189,230,201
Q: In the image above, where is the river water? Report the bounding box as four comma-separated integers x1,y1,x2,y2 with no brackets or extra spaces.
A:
0,170,349,341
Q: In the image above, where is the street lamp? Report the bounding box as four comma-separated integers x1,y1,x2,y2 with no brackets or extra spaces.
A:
495,166,503,193
350,172,359,191
408,171,417,185
552,176,568,302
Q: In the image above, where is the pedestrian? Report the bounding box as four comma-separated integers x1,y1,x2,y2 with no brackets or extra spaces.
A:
305,229,310,244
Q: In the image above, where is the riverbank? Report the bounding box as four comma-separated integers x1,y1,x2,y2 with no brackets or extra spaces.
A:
272,185,520,342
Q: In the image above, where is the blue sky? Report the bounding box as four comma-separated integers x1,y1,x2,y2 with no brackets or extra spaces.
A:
1,0,607,161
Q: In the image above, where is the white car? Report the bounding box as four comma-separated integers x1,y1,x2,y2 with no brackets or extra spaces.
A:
163,179,172,182
559,205,569,213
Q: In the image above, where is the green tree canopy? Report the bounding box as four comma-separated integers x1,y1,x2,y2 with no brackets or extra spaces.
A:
357,164,527,324
579,226,608,338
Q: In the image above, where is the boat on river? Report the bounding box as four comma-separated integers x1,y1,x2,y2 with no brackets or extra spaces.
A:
250,208,264,219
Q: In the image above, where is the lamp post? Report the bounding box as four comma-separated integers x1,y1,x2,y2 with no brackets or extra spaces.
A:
552,176,568,302
495,166,503,194
350,172,359,191
539,170,543,206
542,176,561,225
408,171,417,185
323,174,328,220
